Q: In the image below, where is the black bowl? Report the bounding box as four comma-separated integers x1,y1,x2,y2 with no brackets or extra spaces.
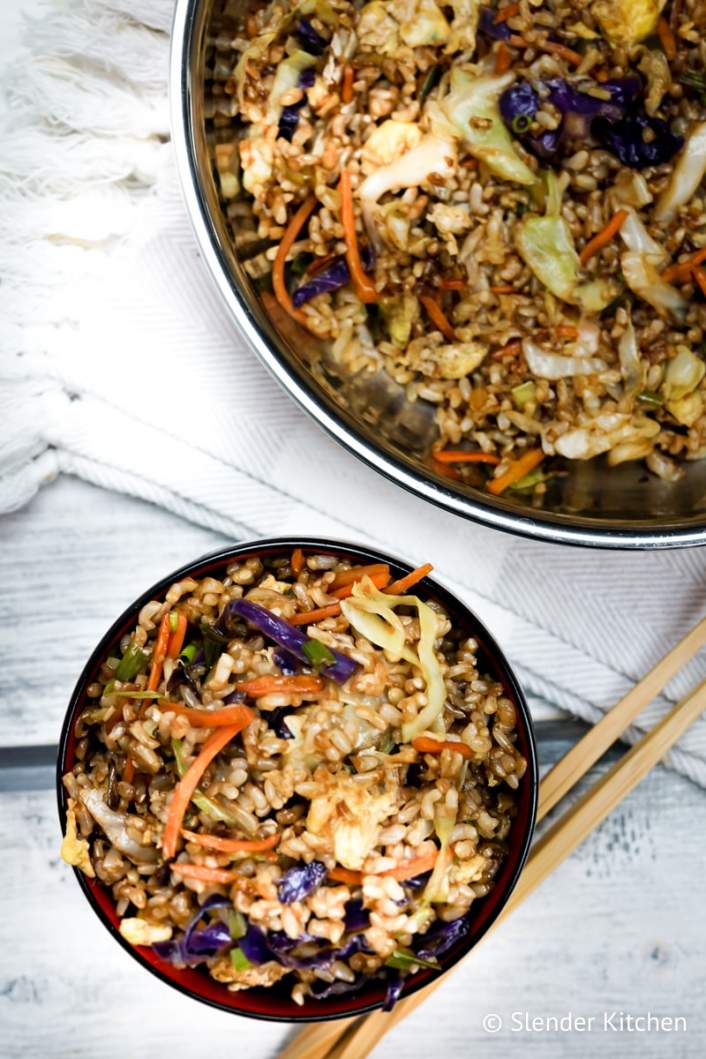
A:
57,537,538,1022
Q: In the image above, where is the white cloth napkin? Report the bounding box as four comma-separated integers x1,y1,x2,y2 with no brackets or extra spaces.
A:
3,0,706,787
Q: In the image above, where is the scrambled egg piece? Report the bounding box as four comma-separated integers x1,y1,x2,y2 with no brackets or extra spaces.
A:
592,0,667,44
61,801,95,877
119,918,173,946
307,771,396,869
362,120,423,168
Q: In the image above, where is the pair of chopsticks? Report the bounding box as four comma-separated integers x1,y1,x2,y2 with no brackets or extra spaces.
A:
283,613,706,1059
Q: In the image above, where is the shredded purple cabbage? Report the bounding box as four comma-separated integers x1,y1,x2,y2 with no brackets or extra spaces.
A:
415,915,470,961
267,706,296,739
278,860,328,904
343,898,370,932
274,646,300,675
383,972,404,1011
240,922,272,965
278,68,317,143
592,113,684,168
152,894,231,965
225,599,357,684
297,16,327,55
478,7,511,41
402,870,432,891
292,245,375,307
241,920,370,971
310,976,368,1000
223,688,246,705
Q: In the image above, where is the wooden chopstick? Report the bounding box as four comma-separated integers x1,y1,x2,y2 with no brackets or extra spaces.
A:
281,617,706,1059
324,675,706,1059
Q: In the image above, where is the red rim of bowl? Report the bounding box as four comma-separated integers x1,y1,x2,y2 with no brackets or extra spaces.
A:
57,536,538,1023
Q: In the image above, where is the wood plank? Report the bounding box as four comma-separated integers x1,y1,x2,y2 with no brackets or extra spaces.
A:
4,762,705,1058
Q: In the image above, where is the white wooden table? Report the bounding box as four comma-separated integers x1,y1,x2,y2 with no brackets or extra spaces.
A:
2,475,705,1058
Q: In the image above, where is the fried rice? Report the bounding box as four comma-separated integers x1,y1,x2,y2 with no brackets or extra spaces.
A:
61,550,527,1007
205,0,706,497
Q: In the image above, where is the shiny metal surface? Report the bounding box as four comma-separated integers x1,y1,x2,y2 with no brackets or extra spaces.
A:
170,0,706,548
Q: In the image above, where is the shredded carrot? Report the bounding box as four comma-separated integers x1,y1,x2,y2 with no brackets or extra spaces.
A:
170,863,239,884
495,1,519,20
693,267,706,298
166,612,188,660
341,64,354,103
181,829,280,853
431,458,461,481
495,41,512,75
594,67,610,83
657,16,677,61
165,702,255,729
331,568,390,599
438,276,467,291
291,547,304,574
330,563,389,591
386,563,434,595
420,293,455,341
122,759,136,784
163,720,252,860
273,195,318,327
339,170,378,303
538,39,583,65
305,251,337,278
412,735,472,759
556,324,579,339
289,603,342,626
662,249,706,283
147,612,172,692
489,284,516,295
579,209,628,266
433,450,501,465
492,339,523,360
329,850,439,886
237,674,325,697
487,449,545,495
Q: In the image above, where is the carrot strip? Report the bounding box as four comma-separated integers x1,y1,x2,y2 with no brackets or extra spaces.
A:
330,563,389,591
657,16,677,61
538,39,583,65
487,449,545,496
693,267,706,298
122,759,136,784
490,284,516,294
339,170,378,303
331,568,390,599
433,450,501,465
291,547,304,574
495,41,512,75
341,64,354,103
273,195,318,327
237,674,324,696
661,249,706,283
495,2,519,21
171,863,239,884
412,735,472,759
579,209,628,266
386,563,434,595
305,251,337,277
420,294,455,341
556,324,579,338
492,339,523,360
163,720,252,860
594,67,610,83
147,612,172,692
289,603,343,626
164,702,255,729
328,851,439,886
181,829,280,853
438,276,467,291
167,612,188,660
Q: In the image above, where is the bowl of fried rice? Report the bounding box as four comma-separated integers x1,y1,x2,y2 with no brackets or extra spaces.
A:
58,538,537,1021
171,0,706,547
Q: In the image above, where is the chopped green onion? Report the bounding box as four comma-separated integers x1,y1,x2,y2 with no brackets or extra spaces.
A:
379,729,396,755
228,910,247,940
511,113,532,134
384,947,439,972
169,612,179,634
511,380,536,410
302,638,336,670
179,643,198,665
115,643,149,682
420,65,441,100
509,466,547,492
172,738,239,826
639,390,664,408
679,71,706,104
110,689,163,700
230,947,252,971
